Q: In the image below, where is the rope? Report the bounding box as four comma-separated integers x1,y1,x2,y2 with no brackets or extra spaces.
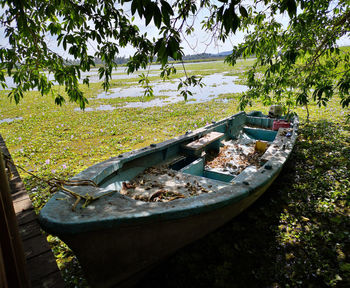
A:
1,152,115,211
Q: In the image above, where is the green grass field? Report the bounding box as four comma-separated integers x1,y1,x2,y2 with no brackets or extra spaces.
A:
0,59,349,287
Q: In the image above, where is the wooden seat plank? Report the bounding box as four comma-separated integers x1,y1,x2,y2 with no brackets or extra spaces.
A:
184,131,224,151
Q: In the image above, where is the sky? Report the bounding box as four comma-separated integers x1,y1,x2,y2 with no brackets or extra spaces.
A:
0,1,349,59
115,1,350,57
122,2,248,56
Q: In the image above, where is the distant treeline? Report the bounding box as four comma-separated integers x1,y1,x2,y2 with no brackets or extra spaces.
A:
65,52,230,66
182,52,228,61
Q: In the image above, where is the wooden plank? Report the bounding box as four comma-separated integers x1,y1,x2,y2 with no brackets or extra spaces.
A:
22,235,52,260
13,198,33,214
184,131,224,151
0,242,9,288
26,251,62,283
11,190,29,202
8,176,26,195
18,220,42,241
0,152,30,288
16,208,37,226
31,271,65,288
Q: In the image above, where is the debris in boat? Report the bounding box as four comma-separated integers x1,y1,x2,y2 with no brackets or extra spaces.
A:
120,137,271,202
280,129,293,136
120,167,213,202
205,139,269,175
149,190,185,201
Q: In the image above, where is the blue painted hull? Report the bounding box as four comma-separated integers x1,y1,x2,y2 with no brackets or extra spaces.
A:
39,111,298,287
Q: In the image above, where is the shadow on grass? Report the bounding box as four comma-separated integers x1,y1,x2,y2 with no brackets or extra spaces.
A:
140,120,350,288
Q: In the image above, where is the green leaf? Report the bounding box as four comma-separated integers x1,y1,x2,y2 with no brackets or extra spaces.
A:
340,263,350,272
160,0,173,16
168,36,180,59
161,1,172,26
282,0,297,18
239,5,248,18
153,5,162,28
54,94,66,106
137,0,144,18
131,0,137,15
223,9,231,33
145,5,153,26
232,12,240,33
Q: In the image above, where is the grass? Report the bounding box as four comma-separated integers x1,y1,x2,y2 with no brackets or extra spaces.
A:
0,59,349,287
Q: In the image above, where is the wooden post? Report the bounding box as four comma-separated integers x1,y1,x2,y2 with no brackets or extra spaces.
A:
0,242,9,288
0,152,30,288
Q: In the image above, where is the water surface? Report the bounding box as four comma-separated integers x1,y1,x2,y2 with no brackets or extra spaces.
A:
0,117,23,124
97,73,247,108
1,61,222,89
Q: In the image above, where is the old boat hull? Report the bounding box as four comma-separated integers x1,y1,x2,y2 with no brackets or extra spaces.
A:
60,174,277,288
39,111,298,287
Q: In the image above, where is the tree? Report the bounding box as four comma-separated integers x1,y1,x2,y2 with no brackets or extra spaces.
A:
225,0,350,119
0,0,349,117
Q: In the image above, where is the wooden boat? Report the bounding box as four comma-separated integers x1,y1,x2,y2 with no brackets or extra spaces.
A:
39,111,298,288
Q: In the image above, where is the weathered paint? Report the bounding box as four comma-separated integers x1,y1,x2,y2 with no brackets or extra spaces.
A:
38,111,299,288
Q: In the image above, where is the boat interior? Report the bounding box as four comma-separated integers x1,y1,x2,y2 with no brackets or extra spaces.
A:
98,112,293,202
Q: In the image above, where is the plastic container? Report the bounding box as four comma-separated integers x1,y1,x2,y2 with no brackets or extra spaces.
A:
254,140,268,153
273,120,290,131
